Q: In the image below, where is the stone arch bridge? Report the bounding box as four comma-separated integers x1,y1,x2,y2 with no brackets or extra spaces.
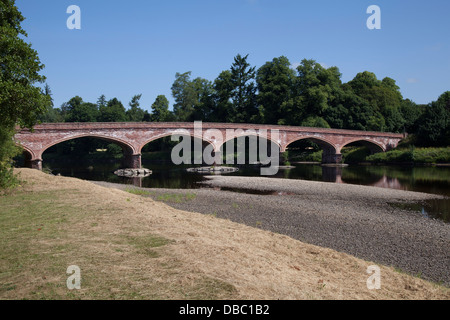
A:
14,122,405,170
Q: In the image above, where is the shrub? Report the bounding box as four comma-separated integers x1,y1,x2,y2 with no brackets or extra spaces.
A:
0,127,21,190
367,147,450,164
342,147,372,164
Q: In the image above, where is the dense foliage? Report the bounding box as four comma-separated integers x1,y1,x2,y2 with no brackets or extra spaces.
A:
41,55,449,147
1,0,51,188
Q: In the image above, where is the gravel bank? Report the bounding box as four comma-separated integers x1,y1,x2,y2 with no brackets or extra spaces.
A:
93,176,450,286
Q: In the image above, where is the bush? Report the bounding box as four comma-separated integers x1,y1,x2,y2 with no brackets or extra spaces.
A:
0,166,19,190
290,150,323,162
280,151,289,164
342,147,372,164
367,147,450,164
0,127,21,190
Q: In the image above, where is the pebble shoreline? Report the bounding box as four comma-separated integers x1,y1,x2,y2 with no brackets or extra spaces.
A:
93,176,450,287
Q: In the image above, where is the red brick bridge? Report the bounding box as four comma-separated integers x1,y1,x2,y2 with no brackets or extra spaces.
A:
14,122,405,170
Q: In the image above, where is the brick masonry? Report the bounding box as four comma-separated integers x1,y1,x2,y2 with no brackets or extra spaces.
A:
14,122,405,169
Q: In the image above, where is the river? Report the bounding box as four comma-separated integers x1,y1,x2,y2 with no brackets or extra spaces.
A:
42,160,450,223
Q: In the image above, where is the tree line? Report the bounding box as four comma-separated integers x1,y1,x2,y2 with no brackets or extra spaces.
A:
41,54,449,147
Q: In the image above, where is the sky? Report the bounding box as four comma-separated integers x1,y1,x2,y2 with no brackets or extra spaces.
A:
16,0,450,112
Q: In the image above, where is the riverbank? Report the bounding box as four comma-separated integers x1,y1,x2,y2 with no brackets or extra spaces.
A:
2,169,449,300
94,175,450,288
290,147,450,166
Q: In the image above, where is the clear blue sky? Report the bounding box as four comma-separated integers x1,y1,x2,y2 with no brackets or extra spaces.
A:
16,0,450,112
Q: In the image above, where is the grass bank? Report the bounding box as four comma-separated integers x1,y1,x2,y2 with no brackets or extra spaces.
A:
1,169,449,300
343,147,450,165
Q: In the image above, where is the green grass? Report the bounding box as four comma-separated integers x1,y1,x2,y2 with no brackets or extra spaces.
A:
0,190,84,299
156,192,197,203
339,146,450,164
0,185,234,300
125,188,197,203
367,147,450,164
125,188,153,196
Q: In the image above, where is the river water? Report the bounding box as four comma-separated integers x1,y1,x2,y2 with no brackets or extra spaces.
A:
44,160,450,223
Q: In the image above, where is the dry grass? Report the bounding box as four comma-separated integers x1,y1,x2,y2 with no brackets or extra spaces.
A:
0,168,448,300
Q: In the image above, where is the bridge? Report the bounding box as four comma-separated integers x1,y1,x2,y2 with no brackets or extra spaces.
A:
14,122,405,170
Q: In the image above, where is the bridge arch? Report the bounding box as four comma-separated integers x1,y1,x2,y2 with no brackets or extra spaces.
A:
40,134,136,157
284,136,340,164
19,145,36,160
40,134,139,169
14,145,37,169
139,131,217,165
341,138,385,153
138,131,215,154
218,130,282,152
284,136,338,153
218,132,282,165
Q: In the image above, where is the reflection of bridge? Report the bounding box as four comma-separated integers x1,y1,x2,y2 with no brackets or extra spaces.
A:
14,122,405,170
324,166,405,191
368,176,405,190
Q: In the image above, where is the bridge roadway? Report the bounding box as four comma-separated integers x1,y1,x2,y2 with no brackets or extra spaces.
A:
14,122,405,170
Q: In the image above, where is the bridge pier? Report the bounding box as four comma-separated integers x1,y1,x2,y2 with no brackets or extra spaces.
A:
211,150,222,166
25,159,43,171
322,147,343,164
322,153,343,164
122,153,142,169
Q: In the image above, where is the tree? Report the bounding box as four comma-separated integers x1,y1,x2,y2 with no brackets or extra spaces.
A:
438,91,450,145
126,94,145,122
383,105,405,133
417,92,450,146
256,56,297,125
293,59,343,127
190,77,215,121
64,96,99,123
347,71,379,93
301,116,331,128
211,70,234,123
0,0,50,129
38,84,64,123
347,72,404,132
0,0,51,187
171,72,196,121
150,95,172,122
437,91,450,113
44,83,54,108
98,98,127,122
400,99,423,133
97,94,107,109
171,72,213,121
338,88,384,131
229,54,258,123
323,103,349,129
417,101,448,146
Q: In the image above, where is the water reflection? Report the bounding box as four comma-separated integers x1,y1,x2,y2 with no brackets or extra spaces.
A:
390,199,450,223
260,164,450,197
